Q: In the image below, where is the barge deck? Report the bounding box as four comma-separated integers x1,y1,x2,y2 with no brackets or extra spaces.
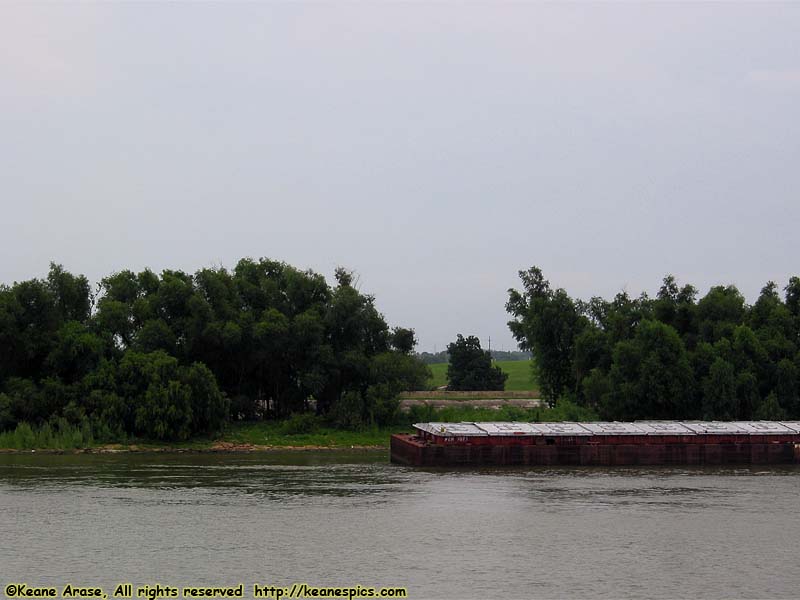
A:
390,421,800,467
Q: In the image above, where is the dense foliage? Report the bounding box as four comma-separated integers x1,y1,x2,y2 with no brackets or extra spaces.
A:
0,261,429,440
508,267,800,420
446,335,508,391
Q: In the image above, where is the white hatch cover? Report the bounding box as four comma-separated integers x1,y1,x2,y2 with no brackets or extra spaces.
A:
474,422,542,436
635,422,695,435
681,422,751,435
732,421,796,434
581,422,647,435
779,422,800,434
531,422,592,436
413,422,488,437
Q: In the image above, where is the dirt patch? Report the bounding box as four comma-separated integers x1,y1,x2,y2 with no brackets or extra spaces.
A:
400,398,542,410
399,390,539,399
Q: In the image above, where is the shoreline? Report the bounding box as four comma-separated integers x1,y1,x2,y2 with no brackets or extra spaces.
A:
0,442,389,455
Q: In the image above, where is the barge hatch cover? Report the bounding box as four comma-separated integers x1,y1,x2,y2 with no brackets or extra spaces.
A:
681,422,752,435
413,422,488,437
635,422,695,435
732,421,795,434
581,422,647,435
530,423,592,436
474,422,542,436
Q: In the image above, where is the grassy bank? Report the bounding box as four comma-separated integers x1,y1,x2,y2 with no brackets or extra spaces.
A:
0,420,95,451
0,401,596,452
224,421,402,448
427,360,537,391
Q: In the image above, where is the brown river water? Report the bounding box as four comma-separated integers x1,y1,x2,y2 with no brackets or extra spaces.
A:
1,452,798,599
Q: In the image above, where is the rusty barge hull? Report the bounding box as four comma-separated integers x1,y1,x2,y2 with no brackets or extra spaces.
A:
390,421,800,467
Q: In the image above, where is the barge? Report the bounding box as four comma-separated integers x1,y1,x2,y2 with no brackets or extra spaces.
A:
390,421,800,466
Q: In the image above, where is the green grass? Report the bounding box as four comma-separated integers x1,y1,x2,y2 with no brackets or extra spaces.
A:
405,399,597,425
0,420,95,450
427,360,538,391
223,400,597,448
223,421,403,447
427,363,448,387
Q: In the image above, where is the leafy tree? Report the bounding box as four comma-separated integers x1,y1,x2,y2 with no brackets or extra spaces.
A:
182,362,228,435
573,326,610,399
654,276,698,345
785,277,800,317
581,368,610,411
755,391,786,420
735,371,760,419
0,393,14,431
702,358,737,420
696,285,745,343
133,319,177,355
45,321,104,382
603,320,694,420
446,334,507,391
775,358,799,416
47,263,92,323
391,327,416,354
507,267,586,403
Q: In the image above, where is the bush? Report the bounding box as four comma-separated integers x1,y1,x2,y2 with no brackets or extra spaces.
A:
365,383,401,427
279,412,322,435
0,419,93,450
331,391,366,430
755,392,786,420
406,404,436,425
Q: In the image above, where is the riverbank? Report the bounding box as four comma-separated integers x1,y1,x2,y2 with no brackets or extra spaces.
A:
0,421,405,454
0,442,394,455
0,401,598,453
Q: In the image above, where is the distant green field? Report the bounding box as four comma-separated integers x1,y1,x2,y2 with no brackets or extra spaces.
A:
427,360,537,391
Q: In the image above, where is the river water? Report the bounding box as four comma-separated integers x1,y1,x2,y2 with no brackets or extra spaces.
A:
1,451,798,599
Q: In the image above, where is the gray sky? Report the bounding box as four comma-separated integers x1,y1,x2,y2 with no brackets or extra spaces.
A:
1,2,798,352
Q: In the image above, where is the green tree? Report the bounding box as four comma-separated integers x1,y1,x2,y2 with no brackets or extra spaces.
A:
581,368,610,411
603,320,694,420
507,267,586,403
702,357,737,419
696,285,745,343
785,277,800,317
47,263,92,323
391,327,417,354
45,321,104,383
573,326,610,402
446,334,507,391
735,371,760,419
182,362,228,435
755,392,786,420
775,358,799,417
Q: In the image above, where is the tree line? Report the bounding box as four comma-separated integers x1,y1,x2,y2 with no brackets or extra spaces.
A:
416,349,531,365
0,261,429,440
507,267,800,421
5,260,796,442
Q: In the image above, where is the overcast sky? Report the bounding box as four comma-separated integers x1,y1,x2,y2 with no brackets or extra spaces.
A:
1,2,798,352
